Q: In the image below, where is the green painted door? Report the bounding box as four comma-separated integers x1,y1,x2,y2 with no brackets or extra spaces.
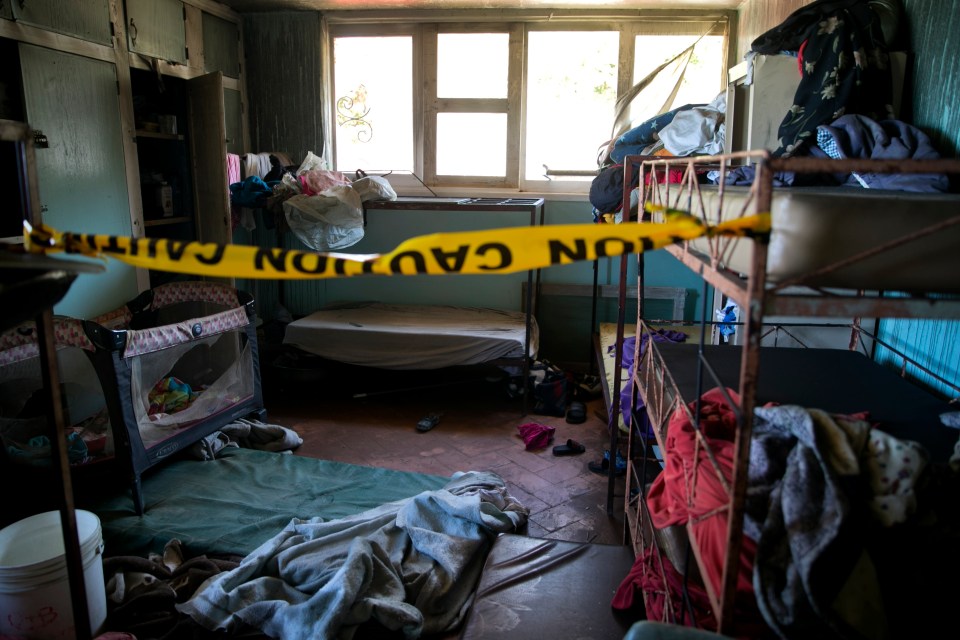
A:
1,1,12,20
12,0,111,45
125,0,187,64
224,87,243,156
202,12,240,78
19,44,139,318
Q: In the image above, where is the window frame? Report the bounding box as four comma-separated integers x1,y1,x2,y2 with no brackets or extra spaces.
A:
324,11,732,196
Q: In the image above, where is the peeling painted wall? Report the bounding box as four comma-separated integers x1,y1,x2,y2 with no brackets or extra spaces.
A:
877,0,960,399
242,11,324,162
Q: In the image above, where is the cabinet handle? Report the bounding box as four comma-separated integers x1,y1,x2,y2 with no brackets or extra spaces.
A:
129,17,137,46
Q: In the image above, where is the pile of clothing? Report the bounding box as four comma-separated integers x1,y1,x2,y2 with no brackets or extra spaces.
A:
228,151,399,251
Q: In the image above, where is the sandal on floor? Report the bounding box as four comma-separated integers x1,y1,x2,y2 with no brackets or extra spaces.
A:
552,438,586,456
417,413,442,432
588,449,627,475
565,401,587,424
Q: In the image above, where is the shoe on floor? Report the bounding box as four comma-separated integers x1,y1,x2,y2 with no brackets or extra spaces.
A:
417,413,442,432
588,449,626,475
552,438,586,456
566,401,587,424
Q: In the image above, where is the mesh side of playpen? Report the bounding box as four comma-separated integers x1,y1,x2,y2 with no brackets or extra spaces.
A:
0,317,117,467
102,281,259,453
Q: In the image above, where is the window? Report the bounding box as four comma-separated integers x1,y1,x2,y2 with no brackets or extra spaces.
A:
332,34,414,172
327,14,728,193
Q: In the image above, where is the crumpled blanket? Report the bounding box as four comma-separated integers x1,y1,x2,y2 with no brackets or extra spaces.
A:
656,92,726,157
612,329,687,436
147,376,199,417
815,114,949,192
714,115,947,191
103,539,244,640
177,470,529,640
747,404,930,640
220,417,304,453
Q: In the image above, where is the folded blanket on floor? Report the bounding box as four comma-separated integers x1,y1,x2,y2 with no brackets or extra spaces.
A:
177,470,529,640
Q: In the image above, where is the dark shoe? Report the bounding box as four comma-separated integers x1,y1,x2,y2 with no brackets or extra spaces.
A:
417,413,441,432
588,449,626,475
552,439,586,456
565,401,587,424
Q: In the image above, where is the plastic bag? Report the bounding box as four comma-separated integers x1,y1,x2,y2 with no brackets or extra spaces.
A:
352,175,397,202
295,150,328,175
282,184,364,251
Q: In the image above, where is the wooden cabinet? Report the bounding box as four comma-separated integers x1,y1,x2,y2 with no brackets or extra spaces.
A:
1,0,244,302
202,10,239,78
132,68,233,287
10,0,112,45
224,86,243,155
18,42,140,318
124,0,186,64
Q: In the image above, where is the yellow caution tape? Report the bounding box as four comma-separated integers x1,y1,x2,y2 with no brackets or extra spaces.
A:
23,211,770,280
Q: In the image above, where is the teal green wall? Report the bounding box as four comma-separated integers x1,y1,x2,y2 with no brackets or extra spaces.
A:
873,0,960,400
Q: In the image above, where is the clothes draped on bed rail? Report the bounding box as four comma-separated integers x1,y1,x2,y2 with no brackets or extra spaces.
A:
644,385,960,639
178,470,529,640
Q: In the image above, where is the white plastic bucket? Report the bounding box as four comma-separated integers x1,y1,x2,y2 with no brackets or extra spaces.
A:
0,510,106,639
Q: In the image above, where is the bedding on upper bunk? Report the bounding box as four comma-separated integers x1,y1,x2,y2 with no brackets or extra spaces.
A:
282,301,538,370
679,185,960,293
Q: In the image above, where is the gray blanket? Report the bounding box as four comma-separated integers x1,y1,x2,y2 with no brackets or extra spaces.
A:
177,470,529,639
747,405,929,640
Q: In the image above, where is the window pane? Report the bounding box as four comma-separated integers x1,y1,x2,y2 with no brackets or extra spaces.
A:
437,33,508,98
333,36,413,171
436,113,506,176
525,31,619,180
631,35,725,123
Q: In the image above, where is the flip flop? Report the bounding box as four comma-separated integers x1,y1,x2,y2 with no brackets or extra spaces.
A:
417,413,441,432
566,401,587,424
552,439,586,456
588,449,627,475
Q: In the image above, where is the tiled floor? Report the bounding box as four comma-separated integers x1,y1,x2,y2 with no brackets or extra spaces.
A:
262,359,629,546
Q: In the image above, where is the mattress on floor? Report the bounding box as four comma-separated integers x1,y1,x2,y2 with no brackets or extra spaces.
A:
283,301,538,370
81,448,449,558
683,186,960,293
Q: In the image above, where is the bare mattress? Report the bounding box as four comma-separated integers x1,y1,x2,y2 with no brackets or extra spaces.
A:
689,186,960,293
283,301,538,370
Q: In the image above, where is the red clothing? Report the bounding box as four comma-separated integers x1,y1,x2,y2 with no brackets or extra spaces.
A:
645,388,757,607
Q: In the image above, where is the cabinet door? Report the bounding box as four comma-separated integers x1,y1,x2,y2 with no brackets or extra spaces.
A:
202,12,240,78
125,0,187,64
187,72,230,247
224,87,243,156
11,0,111,44
1,1,12,20
19,43,139,317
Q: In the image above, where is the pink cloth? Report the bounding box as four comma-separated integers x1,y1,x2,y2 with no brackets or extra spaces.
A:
227,153,241,186
517,422,555,451
298,169,352,196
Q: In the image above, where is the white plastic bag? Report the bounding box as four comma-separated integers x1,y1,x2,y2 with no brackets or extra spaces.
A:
295,150,328,175
282,184,365,251
352,175,397,202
